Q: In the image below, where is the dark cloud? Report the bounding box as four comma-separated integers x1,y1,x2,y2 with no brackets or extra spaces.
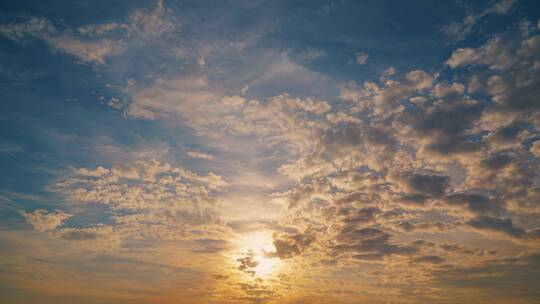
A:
60,230,98,241
394,172,450,198
237,250,259,276
423,137,483,159
339,207,380,225
395,194,432,207
267,229,316,259
353,252,385,261
432,253,540,301
398,99,486,160
485,122,529,148
444,193,501,216
465,216,526,239
480,152,513,170
412,255,445,264
334,227,418,257
284,179,332,209
396,221,454,233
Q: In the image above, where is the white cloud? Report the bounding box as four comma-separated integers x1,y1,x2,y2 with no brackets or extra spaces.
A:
127,0,174,38
126,76,220,121
46,36,122,65
355,52,369,65
18,209,72,232
186,151,214,160
0,0,173,65
0,17,120,65
52,159,226,210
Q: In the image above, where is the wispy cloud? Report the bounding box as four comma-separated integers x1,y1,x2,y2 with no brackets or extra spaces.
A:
442,0,517,42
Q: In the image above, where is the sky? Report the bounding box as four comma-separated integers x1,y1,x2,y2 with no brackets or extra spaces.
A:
0,0,540,303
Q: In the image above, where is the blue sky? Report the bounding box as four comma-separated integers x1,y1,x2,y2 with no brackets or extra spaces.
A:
1,1,540,303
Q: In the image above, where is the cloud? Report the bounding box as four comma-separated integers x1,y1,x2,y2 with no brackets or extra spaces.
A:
465,216,526,239
0,17,121,65
0,17,56,41
390,172,450,198
126,76,220,121
355,52,369,65
237,250,259,276
48,159,227,249
2,3,540,302
445,37,514,69
52,159,226,210
267,229,316,259
395,221,454,233
60,229,98,241
442,0,517,42
55,226,121,250
269,20,540,288
432,253,540,301
47,36,122,65
18,209,72,232
530,140,540,157
0,0,173,65
412,255,445,264
281,179,332,209
446,30,540,111
186,151,214,160
127,0,174,38
334,226,419,259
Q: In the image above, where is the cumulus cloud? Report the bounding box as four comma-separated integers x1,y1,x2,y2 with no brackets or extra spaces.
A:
47,159,227,248
18,209,72,232
52,159,226,210
271,17,540,282
267,229,316,259
355,52,369,65
3,3,540,302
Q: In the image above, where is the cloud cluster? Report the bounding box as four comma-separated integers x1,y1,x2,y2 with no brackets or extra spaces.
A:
2,2,540,302
442,0,517,42
18,209,72,232
0,0,174,65
253,21,540,288
19,159,229,252
267,229,316,259
95,17,540,301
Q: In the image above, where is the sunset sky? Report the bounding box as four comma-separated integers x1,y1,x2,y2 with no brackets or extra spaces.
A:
1,0,540,303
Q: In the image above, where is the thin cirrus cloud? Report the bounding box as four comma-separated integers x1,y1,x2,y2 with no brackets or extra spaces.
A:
0,0,540,303
0,0,174,65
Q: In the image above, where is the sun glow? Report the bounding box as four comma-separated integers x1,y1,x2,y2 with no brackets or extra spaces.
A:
235,231,282,277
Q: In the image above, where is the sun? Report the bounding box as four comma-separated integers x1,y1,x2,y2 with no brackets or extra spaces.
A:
235,231,282,278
